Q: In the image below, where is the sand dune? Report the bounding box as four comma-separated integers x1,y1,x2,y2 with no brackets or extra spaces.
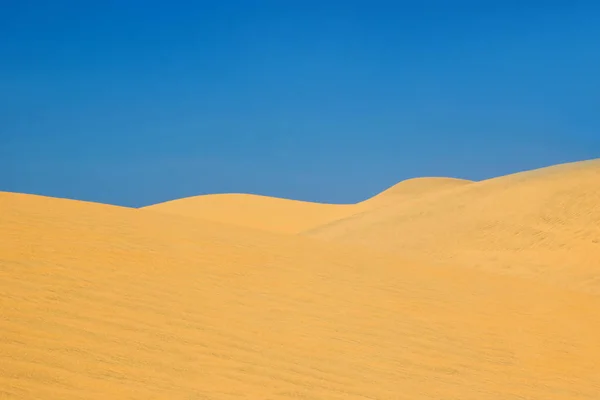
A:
142,193,361,234
3,190,600,398
3,159,600,398
306,158,600,293
364,176,472,206
143,177,471,233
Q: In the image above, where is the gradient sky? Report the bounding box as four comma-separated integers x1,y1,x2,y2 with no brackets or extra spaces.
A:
1,1,599,207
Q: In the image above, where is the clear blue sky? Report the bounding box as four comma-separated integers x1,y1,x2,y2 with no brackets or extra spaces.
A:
1,1,599,207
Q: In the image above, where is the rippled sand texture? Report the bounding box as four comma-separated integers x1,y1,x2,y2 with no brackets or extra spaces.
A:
2,158,600,399
306,159,600,293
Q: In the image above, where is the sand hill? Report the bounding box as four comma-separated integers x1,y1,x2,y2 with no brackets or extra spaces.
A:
364,176,472,206
2,159,600,398
142,193,360,234
142,177,471,233
306,159,600,293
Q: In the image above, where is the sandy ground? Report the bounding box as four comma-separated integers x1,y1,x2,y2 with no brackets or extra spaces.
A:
1,158,600,398
306,159,600,293
142,177,470,233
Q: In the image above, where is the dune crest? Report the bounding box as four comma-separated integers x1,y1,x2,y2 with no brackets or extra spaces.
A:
362,176,472,206
306,158,600,292
143,177,472,233
3,191,600,398
141,193,360,234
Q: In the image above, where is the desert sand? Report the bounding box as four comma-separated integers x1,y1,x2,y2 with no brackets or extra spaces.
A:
1,158,600,399
143,177,471,233
306,159,600,293
143,192,362,234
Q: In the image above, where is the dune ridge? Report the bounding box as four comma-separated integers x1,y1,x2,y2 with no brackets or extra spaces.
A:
305,158,600,292
3,191,600,398
2,158,600,398
364,176,472,205
142,192,360,234
142,177,471,233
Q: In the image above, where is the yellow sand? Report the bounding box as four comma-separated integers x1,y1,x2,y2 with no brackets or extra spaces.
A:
143,177,471,233
142,193,360,233
2,159,600,398
364,176,472,206
307,158,600,293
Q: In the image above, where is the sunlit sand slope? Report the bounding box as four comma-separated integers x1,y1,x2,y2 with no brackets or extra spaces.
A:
143,178,471,233
364,176,472,206
306,159,600,292
142,193,360,233
2,191,600,399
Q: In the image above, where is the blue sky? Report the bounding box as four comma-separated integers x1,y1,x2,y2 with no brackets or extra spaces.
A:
1,1,599,207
